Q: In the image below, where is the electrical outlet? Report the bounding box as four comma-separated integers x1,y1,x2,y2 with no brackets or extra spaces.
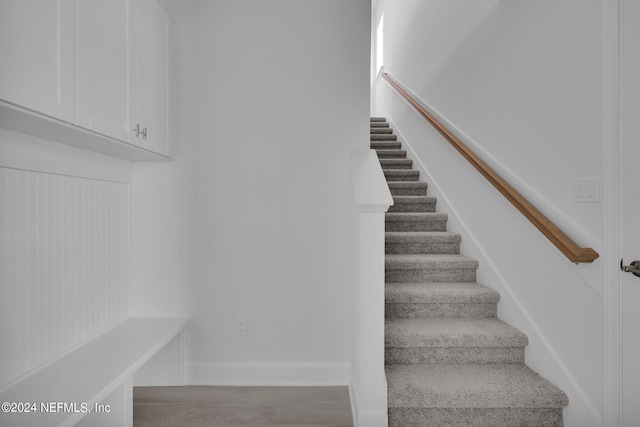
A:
236,316,248,336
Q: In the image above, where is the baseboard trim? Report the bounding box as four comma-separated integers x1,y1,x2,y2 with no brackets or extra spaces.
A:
185,361,350,386
349,382,360,426
355,410,388,427
349,369,389,427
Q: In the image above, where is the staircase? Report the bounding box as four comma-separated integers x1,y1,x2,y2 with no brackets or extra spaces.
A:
371,117,569,427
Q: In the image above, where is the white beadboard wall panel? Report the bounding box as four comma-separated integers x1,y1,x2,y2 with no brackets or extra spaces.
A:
0,167,130,389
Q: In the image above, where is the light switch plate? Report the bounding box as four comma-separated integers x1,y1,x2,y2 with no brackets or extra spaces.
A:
573,178,599,203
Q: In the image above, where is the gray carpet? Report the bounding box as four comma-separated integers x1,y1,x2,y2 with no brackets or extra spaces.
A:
372,117,569,427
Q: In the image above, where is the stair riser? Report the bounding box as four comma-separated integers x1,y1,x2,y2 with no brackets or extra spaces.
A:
376,150,407,159
382,169,420,182
388,203,436,213
388,407,564,427
386,269,476,282
371,134,398,141
385,302,497,318
371,117,386,122
370,122,389,128
372,142,402,149
371,128,393,134
386,242,460,254
385,174,419,182
381,163,413,170
385,347,525,365
389,189,427,196
389,187,427,196
385,221,447,232
383,165,413,170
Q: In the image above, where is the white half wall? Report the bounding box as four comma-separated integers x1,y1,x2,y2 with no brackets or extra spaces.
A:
349,150,393,427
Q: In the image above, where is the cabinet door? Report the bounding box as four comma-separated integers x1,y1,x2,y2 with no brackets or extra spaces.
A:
76,0,130,142
131,0,171,156
0,0,74,121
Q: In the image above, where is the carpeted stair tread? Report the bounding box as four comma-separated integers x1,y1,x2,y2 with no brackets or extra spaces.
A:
372,133,398,141
370,121,390,128
385,318,527,364
386,364,569,409
386,231,459,254
371,128,394,134
385,282,500,319
385,282,500,318
371,141,402,149
386,212,448,221
384,170,420,181
385,317,528,348
392,195,437,202
380,159,413,169
371,117,387,122
385,212,448,232
389,196,437,213
386,254,478,270
385,282,500,304
385,253,477,282
388,182,428,196
375,149,407,158
386,232,460,244
385,170,420,176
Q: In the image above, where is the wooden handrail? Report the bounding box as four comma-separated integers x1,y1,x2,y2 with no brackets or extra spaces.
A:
382,72,599,263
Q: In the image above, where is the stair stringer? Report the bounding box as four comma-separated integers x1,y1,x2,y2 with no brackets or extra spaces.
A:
385,115,603,427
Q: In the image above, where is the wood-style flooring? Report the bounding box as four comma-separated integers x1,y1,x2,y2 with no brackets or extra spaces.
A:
133,386,354,426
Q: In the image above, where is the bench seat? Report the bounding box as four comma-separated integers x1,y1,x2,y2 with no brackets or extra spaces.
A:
0,317,188,427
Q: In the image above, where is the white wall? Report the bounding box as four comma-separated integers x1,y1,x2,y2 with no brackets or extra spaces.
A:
0,129,131,389
377,0,604,248
0,0,370,392
130,0,195,319
135,0,371,385
374,1,604,425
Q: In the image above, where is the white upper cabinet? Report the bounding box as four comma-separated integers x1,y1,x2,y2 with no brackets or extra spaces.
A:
130,0,172,157
0,0,173,161
76,0,131,143
0,0,75,122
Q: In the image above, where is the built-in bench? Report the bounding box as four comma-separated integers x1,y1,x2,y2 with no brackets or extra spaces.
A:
0,317,188,427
